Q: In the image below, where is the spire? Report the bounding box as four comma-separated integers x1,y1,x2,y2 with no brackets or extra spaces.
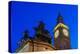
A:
34,21,51,44
17,30,29,46
57,13,64,23
23,30,29,39
38,21,45,30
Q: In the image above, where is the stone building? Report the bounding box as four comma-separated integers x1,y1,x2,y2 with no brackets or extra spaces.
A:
16,14,70,52
54,14,70,50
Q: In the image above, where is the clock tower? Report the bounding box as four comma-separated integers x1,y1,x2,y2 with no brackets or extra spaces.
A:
54,14,70,50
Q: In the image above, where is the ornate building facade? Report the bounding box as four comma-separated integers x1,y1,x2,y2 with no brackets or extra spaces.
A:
16,14,70,52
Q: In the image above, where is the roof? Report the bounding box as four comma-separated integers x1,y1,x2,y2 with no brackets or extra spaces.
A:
16,39,56,52
54,23,69,31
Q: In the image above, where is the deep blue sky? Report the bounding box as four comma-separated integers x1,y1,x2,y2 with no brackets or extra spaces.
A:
9,1,78,52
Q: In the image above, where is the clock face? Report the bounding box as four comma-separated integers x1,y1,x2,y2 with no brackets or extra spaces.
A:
54,30,59,38
63,29,69,37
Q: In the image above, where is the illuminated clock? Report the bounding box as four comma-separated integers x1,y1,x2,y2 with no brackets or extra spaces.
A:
63,29,69,37
54,30,59,38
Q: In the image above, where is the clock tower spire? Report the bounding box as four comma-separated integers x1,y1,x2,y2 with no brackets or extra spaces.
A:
54,13,70,50
57,13,64,23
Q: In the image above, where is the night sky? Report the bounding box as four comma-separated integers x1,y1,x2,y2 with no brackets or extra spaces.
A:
9,1,78,52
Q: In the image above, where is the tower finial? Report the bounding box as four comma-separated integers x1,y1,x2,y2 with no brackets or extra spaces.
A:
57,13,63,23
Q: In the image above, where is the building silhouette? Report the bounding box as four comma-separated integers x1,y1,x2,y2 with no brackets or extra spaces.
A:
16,14,70,52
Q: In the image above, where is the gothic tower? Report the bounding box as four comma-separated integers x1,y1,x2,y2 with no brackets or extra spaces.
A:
54,14,70,50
